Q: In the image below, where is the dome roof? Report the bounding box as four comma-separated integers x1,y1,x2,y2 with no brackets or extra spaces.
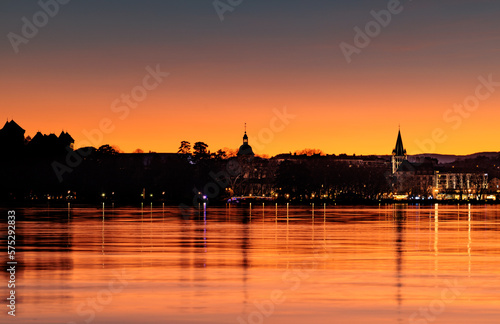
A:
237,143,254,156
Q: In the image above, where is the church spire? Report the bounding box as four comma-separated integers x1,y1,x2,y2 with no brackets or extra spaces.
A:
392,129,406,156
391,128,407,174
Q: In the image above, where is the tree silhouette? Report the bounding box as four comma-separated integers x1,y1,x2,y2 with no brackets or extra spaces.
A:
193,142,209,159
294,148,325,156
97,144,119,155
177,141,191,154
214,149,227,160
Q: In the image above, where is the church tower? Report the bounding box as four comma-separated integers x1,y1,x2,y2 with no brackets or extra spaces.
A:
392,129,407,174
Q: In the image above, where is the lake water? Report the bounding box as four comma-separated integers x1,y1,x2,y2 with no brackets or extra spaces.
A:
1,204,500,324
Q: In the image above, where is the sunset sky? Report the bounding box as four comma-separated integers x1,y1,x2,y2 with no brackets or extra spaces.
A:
2,0,500,156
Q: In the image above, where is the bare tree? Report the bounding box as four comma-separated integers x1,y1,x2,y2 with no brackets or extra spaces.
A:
294,148,325,156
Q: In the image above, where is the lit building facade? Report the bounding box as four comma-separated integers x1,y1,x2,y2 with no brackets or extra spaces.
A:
434,171,488,199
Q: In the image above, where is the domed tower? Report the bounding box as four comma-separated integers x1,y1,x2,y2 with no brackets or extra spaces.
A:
237,123,254,157
392,128,407,174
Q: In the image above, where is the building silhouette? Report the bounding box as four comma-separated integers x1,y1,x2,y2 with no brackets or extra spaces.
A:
391,129,407,174
0,120,75,157
231,125,269,197
237,124,254,157
0,120,25,154
27,130,74,156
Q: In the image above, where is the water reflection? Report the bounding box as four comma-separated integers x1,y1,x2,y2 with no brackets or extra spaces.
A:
1,205,500,323
393,204,405,324
435,204,439,272
468,204,471,276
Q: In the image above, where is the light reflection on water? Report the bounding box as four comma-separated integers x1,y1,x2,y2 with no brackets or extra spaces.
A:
1,204,500,324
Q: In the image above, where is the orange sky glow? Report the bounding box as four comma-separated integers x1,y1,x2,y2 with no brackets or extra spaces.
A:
2,1,500,156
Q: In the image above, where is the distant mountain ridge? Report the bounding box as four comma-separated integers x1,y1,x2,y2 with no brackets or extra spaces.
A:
410,152,500,164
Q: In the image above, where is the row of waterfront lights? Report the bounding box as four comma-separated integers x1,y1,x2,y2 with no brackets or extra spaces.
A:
44,191,331,201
